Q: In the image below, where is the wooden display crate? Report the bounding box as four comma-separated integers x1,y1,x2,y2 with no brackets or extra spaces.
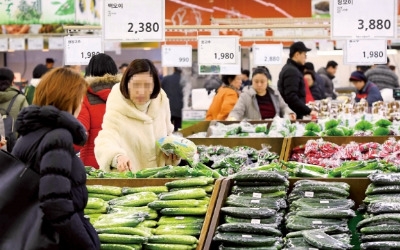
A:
203,177,371,249
283,136,400,161
86,178,223,250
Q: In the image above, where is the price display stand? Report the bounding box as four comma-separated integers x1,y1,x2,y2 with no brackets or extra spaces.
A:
64,36,103,65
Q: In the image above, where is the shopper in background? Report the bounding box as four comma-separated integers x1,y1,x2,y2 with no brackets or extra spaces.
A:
0,67,29,151
365,58,399,90
206,74,242,120
356,65,372,73
349,70,383,106
161,67,184,131
241,69,251,88
317,60,338,99
11,67,100,249
304,62,326,100
25,64,48,105
95,59,179,172
76,53,120,169
278,41,317,119
204,74,222,94
303,71,316,104
45,58,55,69
229,68,291,120
119,63,128,74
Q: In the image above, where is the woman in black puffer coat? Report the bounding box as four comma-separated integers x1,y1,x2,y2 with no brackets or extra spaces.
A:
11,67,100,250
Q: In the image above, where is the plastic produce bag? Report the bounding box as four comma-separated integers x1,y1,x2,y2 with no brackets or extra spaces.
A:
156,135,197,160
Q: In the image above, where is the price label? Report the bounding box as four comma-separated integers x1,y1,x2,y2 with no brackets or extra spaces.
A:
320,200,330,204
103,0,165,41
0,39,8,51
304,191,314,198
162,45,192,67
253,44,283,66
48,37,64,50
250,199,260,204
9,38,25,51
28,37,44,50
344,39,387,65
175,216,185,220
252,193,262,198
242,235,252,238
331,0,397,38
64,36,103,65
312,220,322,224
198,36,239,65
251,219,261,224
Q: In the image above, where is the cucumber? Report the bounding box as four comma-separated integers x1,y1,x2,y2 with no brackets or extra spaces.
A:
122,186,168,195
87,197,106,209
303,230,352,249
157,216,204,225
148,199,201,210
98,233,146,244
137,220,158,228
295,209,356,219
233,180,289,187
291,198,354,210
288,192,348,202
169,185,214,193
294,180,350,191
225,195,286,210
109,192,158,207
87,185,122,196
232,171,287,183
158,188,207,200
294,166,328,178
357,214,400,229
89,193,119,201
143,243,193,250
100,244,140,250
286,226,350,238
160,207,208,216
367,201,400,214
361,234,400,242
165,177,213,189
217,223,282,236
96,227,152,237
342,169,382,178
84,203,108,214
224,215,281,226
135,166,171,178
364,194,400,204
108,206,156,214
292,185,349,197
231,185,286,194
286,216,348,231
221,207,276,219
154,224,202,236
94,215,145,228
236,191,287,199
218,245,279,250
148,235,198,245
360,241,400,249
366,183,400,195
361,225,400,234
213,232,280,247
369,173,400,185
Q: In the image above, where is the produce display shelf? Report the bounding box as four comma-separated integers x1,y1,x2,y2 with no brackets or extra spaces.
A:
203,177,371,250
86,177,224,250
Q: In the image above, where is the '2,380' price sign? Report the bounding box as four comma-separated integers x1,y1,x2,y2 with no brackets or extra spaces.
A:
64,36,103,65
103,0,165,41
331,0,397,38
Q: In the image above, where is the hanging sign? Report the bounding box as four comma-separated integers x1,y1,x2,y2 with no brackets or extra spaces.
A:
64,36,103,65
253,44,283,66
198,36,239,65
344,39,387,65
162,45,192,67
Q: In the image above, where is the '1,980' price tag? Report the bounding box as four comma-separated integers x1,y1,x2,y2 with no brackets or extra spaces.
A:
198,36,239,65
331,0,397,38
64,36,103,65
103,0,165,41
344,39,387,65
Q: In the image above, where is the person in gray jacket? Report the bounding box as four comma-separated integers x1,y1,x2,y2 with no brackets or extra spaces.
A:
317,60,338,99
365,58,399,90
228,68,291,120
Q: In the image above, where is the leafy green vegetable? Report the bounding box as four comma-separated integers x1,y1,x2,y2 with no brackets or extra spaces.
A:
373,127,390,136
340,127,354,136
354,120,373,131
375,119,392,128
305,122,321,132
325,128,345,136
304,130,318,136
325,119,340,130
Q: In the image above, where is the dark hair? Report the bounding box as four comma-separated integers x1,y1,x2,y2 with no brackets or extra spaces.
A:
389,65,396,71
304,70,315,82
120,59,161,99
326,60,338,69
85,53,118,77
241,69,250,78
221,75,236,85
0,80,11,91
356,65,371,73
252,67,270,79
173,67,182,73
304,62,315,71
32,64,49,78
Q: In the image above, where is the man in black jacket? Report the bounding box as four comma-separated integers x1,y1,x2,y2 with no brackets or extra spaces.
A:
161,67,184,131
278,42,318,119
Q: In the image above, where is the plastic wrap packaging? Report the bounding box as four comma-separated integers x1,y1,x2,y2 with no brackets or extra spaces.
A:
367,201,400,214
285,216,349,231
156,135,197,160
290,198,354,211
369,172,400,185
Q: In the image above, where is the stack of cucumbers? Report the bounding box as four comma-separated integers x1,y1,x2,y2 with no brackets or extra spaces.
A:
145,177,214,250
284,180,354,249
357,173,400,249
213,170,289,249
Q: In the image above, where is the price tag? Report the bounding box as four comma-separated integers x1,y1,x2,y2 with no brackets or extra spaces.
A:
162,45,192,67
315,234,325,239
252,44,283,66
103,0,165,41
251,219,261,224
175,216,185,220
9,38,25,51
331,0,397,38
320,200,330,204
48,37,64,50
198,46,241,75
64,36,103,65
312,220,322,224
344,39,387,65
252,193,262,198
250,200,260,204
242,235,252,238
0,39,8,51
28,37,44,50
198,36,239,65
304,191,314,198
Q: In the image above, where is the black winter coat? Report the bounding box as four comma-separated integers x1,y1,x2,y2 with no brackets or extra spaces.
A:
278,59,311,119
12,105,100,250
161,72,183,118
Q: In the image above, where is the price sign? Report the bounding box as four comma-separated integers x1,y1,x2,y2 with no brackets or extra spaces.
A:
48,37,64,50
9,38,25,51
253,44,283,66
198,46,241,75
64,36,103,65
344,39,387,65
0,39,7,51
198,36,239,65
28,37,44,50
331,0,397,38
162,45,192,67
103,0,164,41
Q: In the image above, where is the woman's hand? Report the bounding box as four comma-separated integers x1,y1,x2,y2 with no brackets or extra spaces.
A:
164,153,181,164
116,155,132,172
0,136,6,147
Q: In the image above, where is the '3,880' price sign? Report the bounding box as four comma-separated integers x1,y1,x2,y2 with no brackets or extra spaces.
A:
64,36,103,65
103,0,165,41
